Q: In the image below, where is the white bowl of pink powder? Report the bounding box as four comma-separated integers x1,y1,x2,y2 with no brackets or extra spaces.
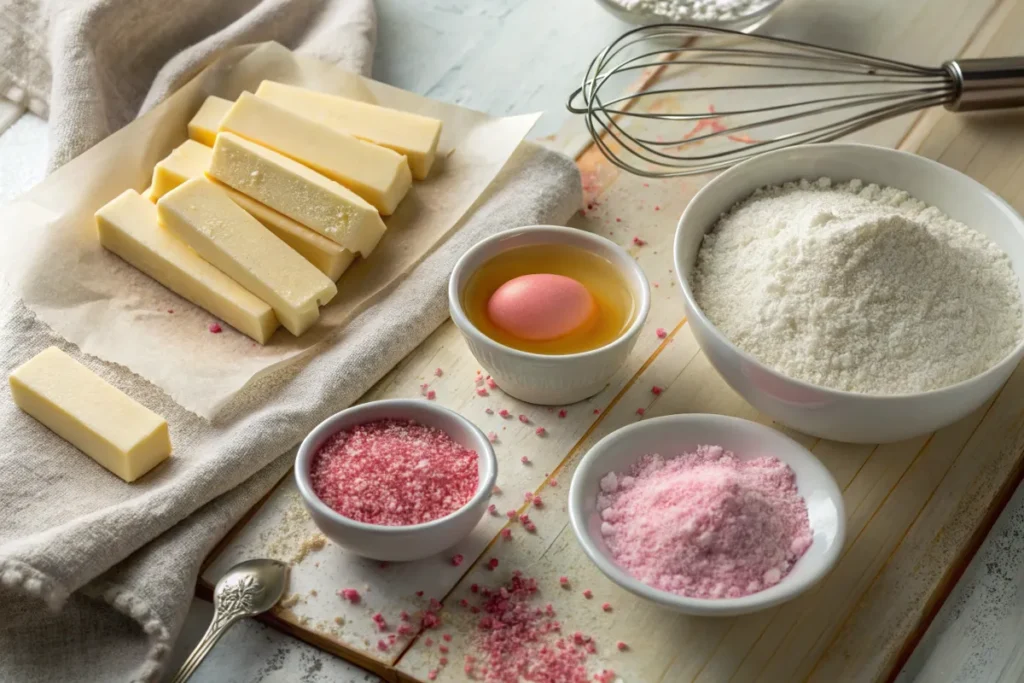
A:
568,414,844,616
295,399,497,562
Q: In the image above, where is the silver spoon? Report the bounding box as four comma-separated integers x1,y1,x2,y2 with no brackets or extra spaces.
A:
169,558,289,683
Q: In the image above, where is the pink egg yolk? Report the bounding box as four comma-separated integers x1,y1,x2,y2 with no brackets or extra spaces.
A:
486,273,597,341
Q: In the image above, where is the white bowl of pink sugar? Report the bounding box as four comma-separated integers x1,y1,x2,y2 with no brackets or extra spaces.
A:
295,400,498,562
568,414,845,616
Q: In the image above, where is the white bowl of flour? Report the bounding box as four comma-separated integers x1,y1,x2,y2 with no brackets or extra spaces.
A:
674,143,1024,443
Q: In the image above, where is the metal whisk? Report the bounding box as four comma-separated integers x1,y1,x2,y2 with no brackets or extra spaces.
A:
567,24,1024,177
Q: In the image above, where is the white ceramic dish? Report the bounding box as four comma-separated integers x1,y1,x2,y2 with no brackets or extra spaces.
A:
568,414,845,616
592,0,784,32
294,399,497,562
674,143,1024,443
449,225,651,405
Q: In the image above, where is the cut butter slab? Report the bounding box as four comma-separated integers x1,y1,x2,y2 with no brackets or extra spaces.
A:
158,177,337,336
220,93,411,215
10,347,171,482
256,80,442,180
150,139,211,200
96,189,279,344
144,140,355,280
209,132,386,257
188,95,233,146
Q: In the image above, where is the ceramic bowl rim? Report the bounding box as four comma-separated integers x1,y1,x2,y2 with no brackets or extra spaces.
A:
294,399,498,534
568,413,846,615
673,142,1024,402
448,225,652,362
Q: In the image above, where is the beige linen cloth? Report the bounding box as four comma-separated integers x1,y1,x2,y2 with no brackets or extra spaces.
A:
0,1,583,681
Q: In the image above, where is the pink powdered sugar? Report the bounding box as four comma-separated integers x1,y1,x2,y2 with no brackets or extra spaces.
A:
310,419,479,526
598,444,812,599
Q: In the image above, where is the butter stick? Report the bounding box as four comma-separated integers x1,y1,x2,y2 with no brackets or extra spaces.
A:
256,80,442,180
96,189,279,344
10,347,171,482
142,141,355,280
220,93,412,215
188,95,233,146
209,132,386,257
158,177,337,336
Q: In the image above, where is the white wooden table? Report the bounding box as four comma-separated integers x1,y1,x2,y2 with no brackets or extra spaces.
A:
4,1,1024,681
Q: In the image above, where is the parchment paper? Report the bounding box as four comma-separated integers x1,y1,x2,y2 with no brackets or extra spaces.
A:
0,42,539,418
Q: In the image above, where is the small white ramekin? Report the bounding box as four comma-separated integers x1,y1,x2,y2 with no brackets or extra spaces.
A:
449,225,651,405
294,399,497,562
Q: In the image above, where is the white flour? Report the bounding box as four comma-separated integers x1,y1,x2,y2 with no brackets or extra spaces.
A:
612,0,769,23
692,178,1024,394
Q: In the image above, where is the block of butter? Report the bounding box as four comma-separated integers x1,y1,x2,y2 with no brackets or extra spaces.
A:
209,132,386,257
256,80,442,180
158,177,338,336
220,93,412,215
10,347,171,482
150,139,212,200
188,95,233,146
96,189,279,344
143,140,355,280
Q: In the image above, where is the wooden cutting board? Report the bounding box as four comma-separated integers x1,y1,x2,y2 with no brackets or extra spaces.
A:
202,0,1024,680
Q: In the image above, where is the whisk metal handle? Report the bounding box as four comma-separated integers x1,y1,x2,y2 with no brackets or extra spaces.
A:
945,57,1024,111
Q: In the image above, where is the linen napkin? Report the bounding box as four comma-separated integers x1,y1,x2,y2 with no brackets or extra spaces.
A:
0,1,584,681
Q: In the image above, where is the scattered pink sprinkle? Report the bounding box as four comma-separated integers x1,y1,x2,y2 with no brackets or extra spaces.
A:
452,554,465,567
416,590,424,597
651,385,663,395
420,382,430,395
425,636,434,646
440,657,448,665
488,431,499,443
400,610,410,621
506,510,517,519
398,624,413,636
519,513,531,523
525,522,536,532
372,612,387,631
440,644,450,654
549,479,559,487
593,408,601,415
435,368,443,377
487,378,498,389
443,633,453,642
558,409,567,418
428,670,437,680
615,217,622,222
518,414,530,424
427,390,436,400
310,419,478,526
656,327,667,339
488,504,498,515
595,668,616,682
338,588,360,603
617,641,628,651
470,584,479,593
636,407,646,416
477,387,489,397
601,602,612,612
632,237,646,246
422,612,441,629
654,205,661,211
582,589,593,599
377,639,388,651
535,427,546,436
499,409,511,418
493,484,502,494
532,496,543,508
521,456,530,464
487,558,499,570
208,322,222,333
167,309,174,314
459,598,469,607
485,408,494,415
598,444,812,599
430,597,442,611
559,576,569,586
501,528,512,540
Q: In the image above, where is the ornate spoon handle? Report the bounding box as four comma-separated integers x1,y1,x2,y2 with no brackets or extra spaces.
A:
168,602,247,683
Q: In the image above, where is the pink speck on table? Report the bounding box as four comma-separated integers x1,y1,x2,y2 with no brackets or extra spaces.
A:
597,445,811,599
636,407,646,416
452,554,465,567
501,528,512,540
208,322,222,333
477,387,489,397
656,327,667,339
426,390,436,400
488,431,498,443
520,455,530,465
535,426,546,436
435,367,443,377
651,386,663,395
582,589,593,599
499,409,511,418
518,414,530,424
558,409,567,418
310,419,478,526
632,237,646,246
338,588,360,603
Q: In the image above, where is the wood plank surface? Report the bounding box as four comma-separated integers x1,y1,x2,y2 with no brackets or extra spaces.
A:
202,0,1024,680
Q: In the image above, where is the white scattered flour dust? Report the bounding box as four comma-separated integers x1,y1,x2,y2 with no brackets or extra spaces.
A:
692,178,1024,394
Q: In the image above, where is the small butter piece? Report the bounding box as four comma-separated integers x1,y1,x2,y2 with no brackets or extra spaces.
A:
10,347,171,482
158,177,337,336
220,93,412,215
256,80,442,180
142,185,156,202
143,140,355,280
150,139,212,200
96,189,279,343
209,132,386,257
188,95,233,146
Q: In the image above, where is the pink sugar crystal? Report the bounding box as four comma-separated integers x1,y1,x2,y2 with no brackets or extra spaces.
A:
487,557,499,570
559,576,569,586
558,409,567,418
499,409,511,418
651,385,663,396
597,445,812,599
582,589,593,599
601,602,611,612
535,427,546,436
488,431,499,443
656,327,667,339
338,588,360,602
500,528,512,540
488,504,498,515
521,456,530,465
310,419,478,526
208,322,222,333
518,414,530,424
487,378,498,389
452,554,465,567
532,496,543,508
616,641,628,651
443,633,453,642
435,367,443,377
632,237,646,246
477,387,489,397
486,408,494,415
427,390,436,400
